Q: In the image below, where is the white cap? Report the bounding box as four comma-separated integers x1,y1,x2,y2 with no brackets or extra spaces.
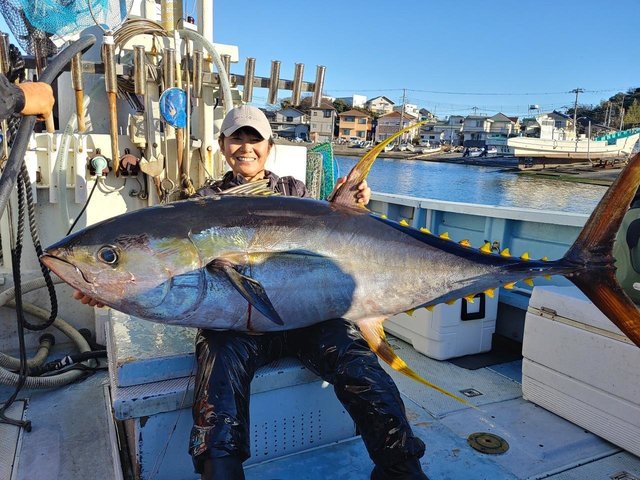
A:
220,105,273,140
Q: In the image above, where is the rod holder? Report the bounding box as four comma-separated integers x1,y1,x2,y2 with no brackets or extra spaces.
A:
0,33,9,76
133,45,146,96
312,65,326,108
221,54,231,82
268,60,281,105
71,52,86,132
242,57,255,103
292,63,304,106
192,49,203,100
163,47,175,89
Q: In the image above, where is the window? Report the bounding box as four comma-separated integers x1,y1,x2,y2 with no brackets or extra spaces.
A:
345,116,355,122
286,116,294,122
342,129,351,135
311,123,317,130
323,110,332,118
312,111,317,116
358,118,367,124
357,131,365,138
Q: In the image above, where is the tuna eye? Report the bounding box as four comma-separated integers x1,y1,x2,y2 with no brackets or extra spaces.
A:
97,246,119,265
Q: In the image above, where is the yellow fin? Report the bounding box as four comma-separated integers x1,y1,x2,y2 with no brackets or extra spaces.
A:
439,232,450,240
445,299,456,305
480,242,492,254
504,282,515,289
380,214,388,219
420,227,431,234
500,248,511,257
359,317,474,407
544,274,552,280
523,277,534,286
425,305,435,312
520,252,530,260
405,308,416,316
484,288,495,298
459,239,471,247
464,295,475,304
541,256,548,261
399,219,410,226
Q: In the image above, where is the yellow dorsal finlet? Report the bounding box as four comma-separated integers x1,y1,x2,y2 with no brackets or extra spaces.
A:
523,277,534,287
484,288,495,298
405,308,416,316
399,219,410,227
464,295,475,304
520,252,530,261
380,214,388,219
425,305,435,312
504,282,515,290
500,248,511,257
480,242,492,254
420,227,431,234
439,232,450,240
541,256,549,261
445,299,456,305
459,239,471,247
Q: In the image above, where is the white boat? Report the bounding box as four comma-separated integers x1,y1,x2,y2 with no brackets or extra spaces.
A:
508,128,640,167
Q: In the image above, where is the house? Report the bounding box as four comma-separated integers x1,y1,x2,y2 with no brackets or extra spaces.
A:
271,107,309,140
486,113,520,153
337,109,372,142
419,108,436,122
536,111,574,140
336,95,367,108
393,103,420,118
462,115,493,147
420,115,463,146
365,96,395,115
308,99,337,143
375,111,419,143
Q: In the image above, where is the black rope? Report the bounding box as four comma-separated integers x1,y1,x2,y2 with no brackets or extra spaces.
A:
0,173,32,431
67,178,98,236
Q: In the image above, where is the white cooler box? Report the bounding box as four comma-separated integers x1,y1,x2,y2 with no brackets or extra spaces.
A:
522,285,640,457
384,292,499,360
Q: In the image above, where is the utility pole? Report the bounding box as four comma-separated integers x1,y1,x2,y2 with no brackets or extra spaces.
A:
619,94,626,130
570,87,584,138
399,88,406,144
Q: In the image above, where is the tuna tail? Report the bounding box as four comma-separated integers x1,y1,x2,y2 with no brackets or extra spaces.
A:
329,121,429,207
562,151,640,346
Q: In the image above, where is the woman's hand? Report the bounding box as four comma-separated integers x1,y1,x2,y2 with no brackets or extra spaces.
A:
332,178,371,206
72,289,104,308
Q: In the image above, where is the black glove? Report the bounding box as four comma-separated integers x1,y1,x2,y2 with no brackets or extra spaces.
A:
7,44,25,83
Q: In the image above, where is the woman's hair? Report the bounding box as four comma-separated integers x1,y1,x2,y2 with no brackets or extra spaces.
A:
218,127,275,146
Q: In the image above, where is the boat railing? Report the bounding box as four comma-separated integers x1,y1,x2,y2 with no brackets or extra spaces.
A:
369,192,588,308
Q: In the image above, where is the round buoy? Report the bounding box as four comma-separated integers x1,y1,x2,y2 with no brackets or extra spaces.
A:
467,432,509,454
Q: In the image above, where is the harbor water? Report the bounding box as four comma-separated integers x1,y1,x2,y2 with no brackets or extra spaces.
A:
336,156,607,214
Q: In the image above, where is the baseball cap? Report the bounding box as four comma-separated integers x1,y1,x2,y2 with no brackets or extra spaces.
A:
220,105,273,140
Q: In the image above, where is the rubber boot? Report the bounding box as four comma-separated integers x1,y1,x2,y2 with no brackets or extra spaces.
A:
201,456,246,480
370,457,429,480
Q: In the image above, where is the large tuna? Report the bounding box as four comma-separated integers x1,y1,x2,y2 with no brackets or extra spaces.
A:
40,127,640,404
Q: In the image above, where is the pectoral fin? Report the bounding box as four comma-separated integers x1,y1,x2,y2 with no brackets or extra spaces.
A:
358,317,474,407
208,259,284,326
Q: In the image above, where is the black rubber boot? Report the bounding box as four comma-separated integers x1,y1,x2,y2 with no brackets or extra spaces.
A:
201,456,246,480
370,457,429,480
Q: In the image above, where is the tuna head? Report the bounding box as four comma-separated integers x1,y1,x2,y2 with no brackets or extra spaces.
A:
40,214,203,319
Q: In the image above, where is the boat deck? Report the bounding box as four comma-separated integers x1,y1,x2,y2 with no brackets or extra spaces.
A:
2,334,639,480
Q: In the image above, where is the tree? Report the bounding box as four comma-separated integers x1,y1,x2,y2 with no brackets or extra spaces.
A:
332,99,350,114
624,99,640,128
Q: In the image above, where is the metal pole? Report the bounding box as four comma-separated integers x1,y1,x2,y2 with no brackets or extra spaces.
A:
311,65,325,108
267,60,280,105
291,63,304,106
242,57,255,103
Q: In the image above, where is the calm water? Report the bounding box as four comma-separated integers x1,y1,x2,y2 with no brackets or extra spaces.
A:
335,156,607,214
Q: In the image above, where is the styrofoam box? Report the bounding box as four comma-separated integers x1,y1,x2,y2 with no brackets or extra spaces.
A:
384,292,499,360
522,285,640,457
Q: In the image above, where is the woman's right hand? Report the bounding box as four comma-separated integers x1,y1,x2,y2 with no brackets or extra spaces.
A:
72,289,104,308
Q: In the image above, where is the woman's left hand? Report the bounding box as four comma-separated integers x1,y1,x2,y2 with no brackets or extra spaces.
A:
332,178,371,206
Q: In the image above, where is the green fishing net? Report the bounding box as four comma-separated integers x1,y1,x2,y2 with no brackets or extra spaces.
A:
309,142,337,200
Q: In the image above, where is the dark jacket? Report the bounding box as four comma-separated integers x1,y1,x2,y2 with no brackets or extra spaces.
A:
195,170,308,198
0,74,24,120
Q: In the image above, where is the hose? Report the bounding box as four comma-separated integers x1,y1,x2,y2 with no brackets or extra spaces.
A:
177,29,233,114
0,34,97,216
0,334,54,370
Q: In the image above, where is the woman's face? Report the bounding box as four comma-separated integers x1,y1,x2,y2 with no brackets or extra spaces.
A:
219,127,272,181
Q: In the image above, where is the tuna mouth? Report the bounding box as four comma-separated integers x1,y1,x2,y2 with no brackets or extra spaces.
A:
40,253,92,285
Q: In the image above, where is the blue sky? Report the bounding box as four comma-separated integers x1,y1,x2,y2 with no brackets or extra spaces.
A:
1,1,637,118
206,0,640,117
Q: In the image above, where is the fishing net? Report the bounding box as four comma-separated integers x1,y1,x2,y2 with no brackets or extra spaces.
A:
306,151,323,199
309,142,337,200
0,0,57,55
